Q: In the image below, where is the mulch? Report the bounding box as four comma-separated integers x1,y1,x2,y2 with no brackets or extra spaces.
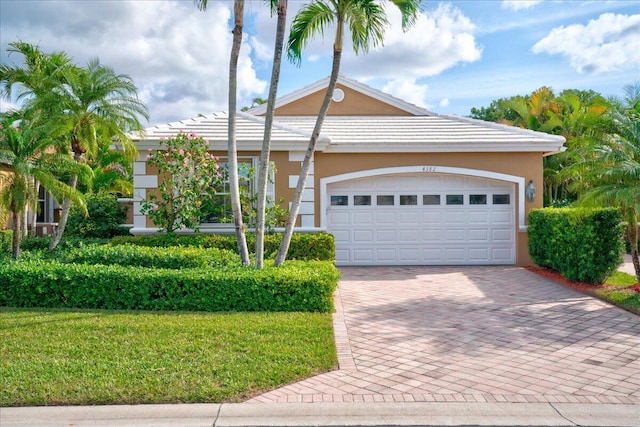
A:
526,266,639,294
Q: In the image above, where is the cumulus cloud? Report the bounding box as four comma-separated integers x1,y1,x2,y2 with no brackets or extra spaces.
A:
0,0,267,124
342,3,482,80
382,79,429,108
502,1,544,11
532,13,640,74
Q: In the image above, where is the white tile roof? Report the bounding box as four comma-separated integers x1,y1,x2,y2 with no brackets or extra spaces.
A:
274,115,566,153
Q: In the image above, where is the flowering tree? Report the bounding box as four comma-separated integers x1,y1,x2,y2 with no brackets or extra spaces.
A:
141,132,221,233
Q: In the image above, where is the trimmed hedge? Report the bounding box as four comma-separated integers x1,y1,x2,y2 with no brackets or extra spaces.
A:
528,208,624,284
50,244,240,269
0,260,339,312
21,236,110,252
109,232,335,261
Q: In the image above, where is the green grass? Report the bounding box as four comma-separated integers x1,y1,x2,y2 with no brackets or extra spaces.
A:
598,271,640,314
0,308,337,406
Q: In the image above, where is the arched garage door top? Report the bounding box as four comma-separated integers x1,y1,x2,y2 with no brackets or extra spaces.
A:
319,166,527,231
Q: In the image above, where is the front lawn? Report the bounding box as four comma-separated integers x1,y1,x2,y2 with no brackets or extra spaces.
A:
596,271,640,313
0,308,337,406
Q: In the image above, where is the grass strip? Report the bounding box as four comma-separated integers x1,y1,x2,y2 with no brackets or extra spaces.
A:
0,308,337,406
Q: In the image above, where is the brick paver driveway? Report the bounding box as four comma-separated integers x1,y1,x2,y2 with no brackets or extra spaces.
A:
250,266,640,404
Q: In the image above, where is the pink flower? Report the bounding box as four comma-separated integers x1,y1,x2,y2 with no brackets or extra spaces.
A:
179,149,184,155
147,148,152,152
152,205,159,211
146,154,151,160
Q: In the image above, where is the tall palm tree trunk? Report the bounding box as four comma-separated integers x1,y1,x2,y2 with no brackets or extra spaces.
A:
49,173,77,251
627,212,640,282
229,0,250,265
275,37,343,266
255,0,287,269
29,180,40,237
11,206,21,260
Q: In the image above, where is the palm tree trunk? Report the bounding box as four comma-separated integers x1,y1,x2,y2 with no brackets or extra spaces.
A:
274,39,343,266
11,207,21,260
255,0,287,269
229,0,250,266
627,217,640,282
49,173,77,251
29,180,40,237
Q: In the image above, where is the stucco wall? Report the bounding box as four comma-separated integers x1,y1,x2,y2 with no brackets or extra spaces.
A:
272,83,413,116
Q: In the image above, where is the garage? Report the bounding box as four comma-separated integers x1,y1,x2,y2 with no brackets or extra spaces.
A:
327,173,515,266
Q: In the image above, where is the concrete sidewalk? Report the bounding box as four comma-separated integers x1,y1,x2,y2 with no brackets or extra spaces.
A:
2,401,639,427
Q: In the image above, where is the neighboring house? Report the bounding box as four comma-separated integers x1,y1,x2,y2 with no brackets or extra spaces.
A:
131,75,565,266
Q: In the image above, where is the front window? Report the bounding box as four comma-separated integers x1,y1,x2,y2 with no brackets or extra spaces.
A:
201,160,253,224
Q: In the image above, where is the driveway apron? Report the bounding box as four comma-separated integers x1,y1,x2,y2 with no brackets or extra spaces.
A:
249,266,640,404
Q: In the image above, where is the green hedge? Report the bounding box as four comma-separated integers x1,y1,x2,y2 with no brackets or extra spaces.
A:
21,236,111,252
0,230,12,254
528,208,624,284
0,260,339,312
50,244,240,269
110,232,335,261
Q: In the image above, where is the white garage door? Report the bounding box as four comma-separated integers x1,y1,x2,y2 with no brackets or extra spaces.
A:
327,174,515,266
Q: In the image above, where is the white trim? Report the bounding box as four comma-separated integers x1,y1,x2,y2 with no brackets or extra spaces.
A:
320,166,528,231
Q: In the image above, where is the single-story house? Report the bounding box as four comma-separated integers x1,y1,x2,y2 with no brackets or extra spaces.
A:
131,75,565,266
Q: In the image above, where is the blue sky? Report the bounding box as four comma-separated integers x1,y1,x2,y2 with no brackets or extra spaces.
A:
1,0,638,125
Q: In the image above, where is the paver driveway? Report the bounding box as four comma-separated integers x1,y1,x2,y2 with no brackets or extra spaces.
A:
249,266,640,404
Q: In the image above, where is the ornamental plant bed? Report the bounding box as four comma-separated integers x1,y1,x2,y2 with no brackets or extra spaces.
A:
527,266,640,315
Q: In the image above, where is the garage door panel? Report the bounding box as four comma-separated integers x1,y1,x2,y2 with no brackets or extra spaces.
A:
445,228,467,241
469,247,490,262
492,229,512,241
328,173,515,266
353,249,374,262
376,229,397,242
398,229,421,242
375,212,396,225
468,229,489,241
353,212,374,225
353,230,374,242
468,211,490,224
444,210,466,224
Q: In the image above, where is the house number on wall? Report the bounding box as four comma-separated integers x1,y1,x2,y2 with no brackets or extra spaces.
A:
422,166,437,173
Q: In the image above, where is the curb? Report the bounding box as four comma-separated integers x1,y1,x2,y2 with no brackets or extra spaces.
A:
2,402,638,427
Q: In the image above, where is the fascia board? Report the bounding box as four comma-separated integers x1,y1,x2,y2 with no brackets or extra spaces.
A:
321,142,567,153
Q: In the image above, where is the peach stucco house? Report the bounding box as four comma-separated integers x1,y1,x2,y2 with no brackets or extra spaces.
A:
131,75,565,266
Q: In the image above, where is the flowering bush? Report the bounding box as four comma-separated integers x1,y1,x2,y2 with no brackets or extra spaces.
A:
141,132,221,233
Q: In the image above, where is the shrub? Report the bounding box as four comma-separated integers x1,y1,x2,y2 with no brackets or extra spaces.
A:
50,244,240,269
0,260,339,313
528,208,624,284
66,192,129,238
0,230,12,254
110,232,335,261
21,236,110,252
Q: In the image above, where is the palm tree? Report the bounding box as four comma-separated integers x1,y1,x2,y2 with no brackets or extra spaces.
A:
0,110,87,259
255,0,288,269
578,83,640,281
196,0,251,265
47,58,148,250
274,0,421,265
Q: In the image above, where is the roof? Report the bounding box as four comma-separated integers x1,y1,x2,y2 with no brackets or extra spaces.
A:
274,115,566,154
131,112,330,151
132,76,565,155
246,74,434,117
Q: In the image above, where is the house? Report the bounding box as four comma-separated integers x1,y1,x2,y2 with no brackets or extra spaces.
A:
131,75,565,266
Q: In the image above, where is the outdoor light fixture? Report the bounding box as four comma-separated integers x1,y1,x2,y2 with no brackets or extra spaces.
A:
526,180,536,202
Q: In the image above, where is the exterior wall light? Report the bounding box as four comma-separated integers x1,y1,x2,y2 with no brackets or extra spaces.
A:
526,180,536,202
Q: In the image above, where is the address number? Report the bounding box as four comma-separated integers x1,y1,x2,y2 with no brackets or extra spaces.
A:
422,166,437,173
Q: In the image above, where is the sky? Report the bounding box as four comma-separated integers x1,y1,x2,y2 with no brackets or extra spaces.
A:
1,0,639,126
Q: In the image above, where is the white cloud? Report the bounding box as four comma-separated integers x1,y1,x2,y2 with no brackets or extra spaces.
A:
532,13,640,74
382,79,429,108
502,1,544,11
342,3,482,80
439,98,450,107
0,0,268,124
